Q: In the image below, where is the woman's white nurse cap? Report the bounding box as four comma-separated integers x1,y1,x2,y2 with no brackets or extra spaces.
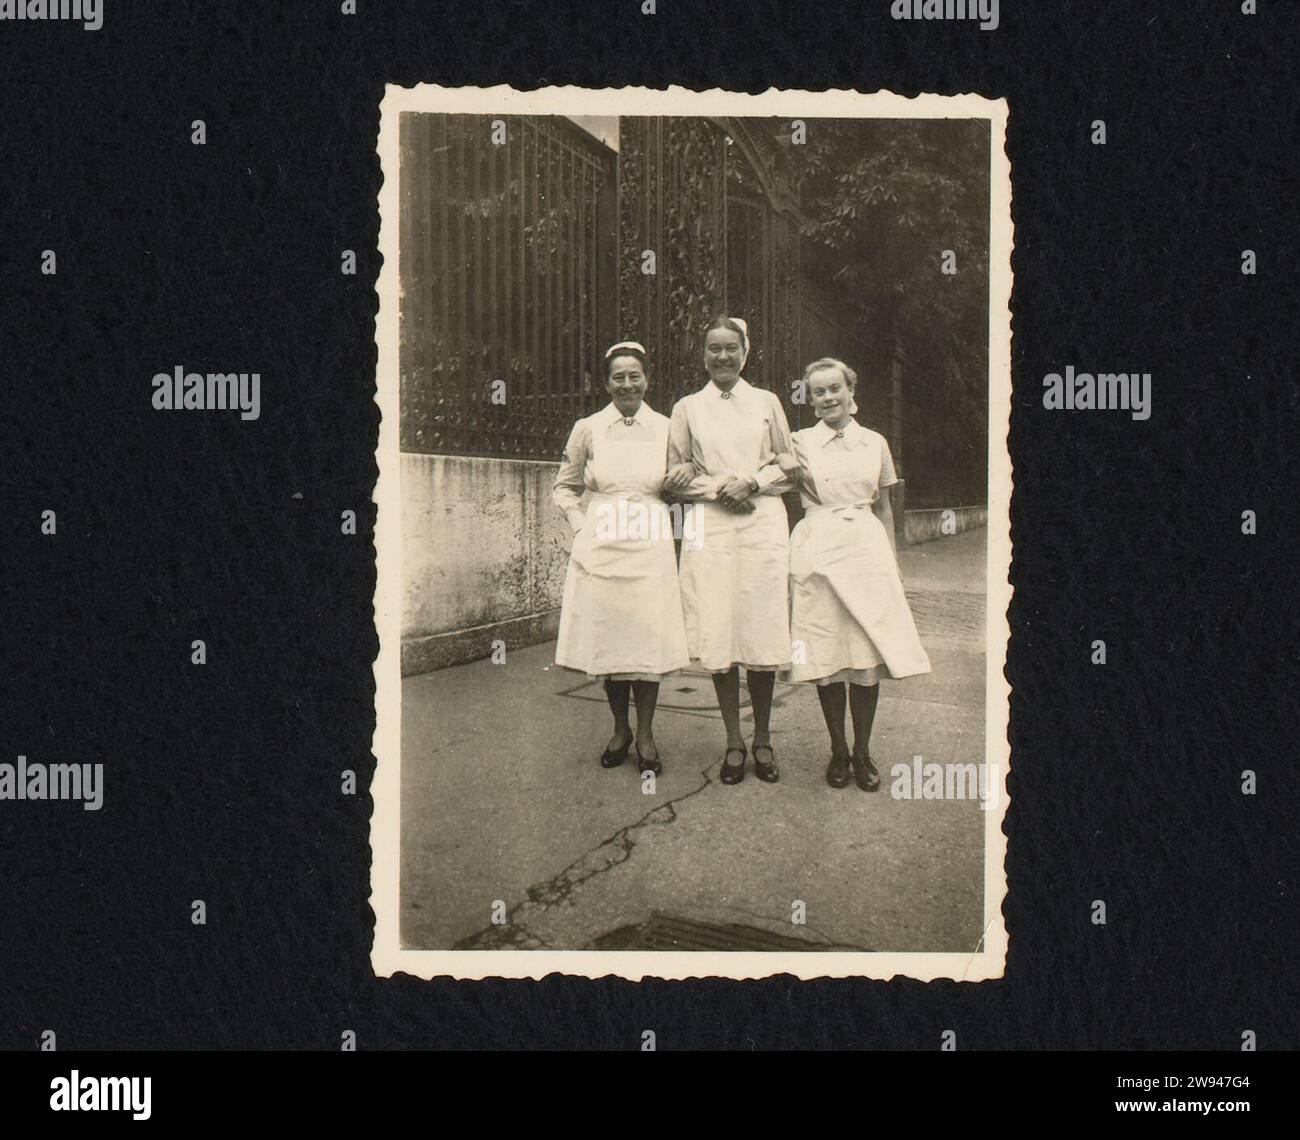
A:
604,340,647,359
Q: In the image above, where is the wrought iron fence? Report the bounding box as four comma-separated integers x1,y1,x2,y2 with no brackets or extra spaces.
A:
617,116,729,418
400,112,883,462
399,112,616,459
725,192,804,426
619,118,824,431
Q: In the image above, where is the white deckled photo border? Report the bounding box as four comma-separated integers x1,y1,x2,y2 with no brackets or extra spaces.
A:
371,84,1013,982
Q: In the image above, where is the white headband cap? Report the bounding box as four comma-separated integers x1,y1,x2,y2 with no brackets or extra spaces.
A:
604,340,647,359
722,316,749,347
716,317,750,365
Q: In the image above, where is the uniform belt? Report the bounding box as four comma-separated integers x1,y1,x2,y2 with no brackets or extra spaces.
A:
589,491,659,504
805,498,875,517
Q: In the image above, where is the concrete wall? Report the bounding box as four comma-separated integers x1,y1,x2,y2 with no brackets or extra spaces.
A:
904,505,988,545
402,454,569,675
401,454,986,675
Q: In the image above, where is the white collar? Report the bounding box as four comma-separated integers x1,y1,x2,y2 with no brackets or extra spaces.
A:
810,417,864,445
705,376,753,402
600,400,652,425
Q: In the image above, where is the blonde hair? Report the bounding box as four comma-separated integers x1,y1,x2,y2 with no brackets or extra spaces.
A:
803,357,857,389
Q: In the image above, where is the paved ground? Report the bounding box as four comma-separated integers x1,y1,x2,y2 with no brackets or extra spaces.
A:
400,527,991,953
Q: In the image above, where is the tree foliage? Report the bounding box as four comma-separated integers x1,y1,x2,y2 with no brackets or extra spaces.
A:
785,119,991,503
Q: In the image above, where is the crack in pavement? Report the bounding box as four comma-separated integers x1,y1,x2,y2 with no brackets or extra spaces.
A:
455,768,718,950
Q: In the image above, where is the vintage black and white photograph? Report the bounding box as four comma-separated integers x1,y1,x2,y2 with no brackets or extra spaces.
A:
372,85,1012,980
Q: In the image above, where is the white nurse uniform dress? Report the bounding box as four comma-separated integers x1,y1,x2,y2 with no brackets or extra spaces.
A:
786,419,931,685
552,401,690,681
668,377,794,673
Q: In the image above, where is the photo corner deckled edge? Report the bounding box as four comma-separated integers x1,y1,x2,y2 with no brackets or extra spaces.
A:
370,84,1014,983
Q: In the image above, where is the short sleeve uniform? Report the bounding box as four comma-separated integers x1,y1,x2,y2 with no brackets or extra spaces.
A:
785,420,930,685
552,401,689,680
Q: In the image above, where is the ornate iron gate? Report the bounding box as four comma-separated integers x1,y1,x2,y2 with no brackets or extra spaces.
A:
399,113,617,460
617,116,729,416
724,191,806,427
401,112,878,460
620,116,869,435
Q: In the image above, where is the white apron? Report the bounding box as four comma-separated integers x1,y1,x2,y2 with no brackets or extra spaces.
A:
787,440,930,684
678,391,791,672
554,416,689,679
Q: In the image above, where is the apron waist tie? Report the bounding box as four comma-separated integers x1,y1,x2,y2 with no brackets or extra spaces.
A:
589,491,660,504
804,498,875,517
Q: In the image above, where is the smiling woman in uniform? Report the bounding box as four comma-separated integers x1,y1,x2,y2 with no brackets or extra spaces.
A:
663,317,798,785
785,358,931,791
552,341,689,777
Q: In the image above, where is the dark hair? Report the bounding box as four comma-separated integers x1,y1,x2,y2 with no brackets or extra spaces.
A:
604,346,648,379
703,316,749,355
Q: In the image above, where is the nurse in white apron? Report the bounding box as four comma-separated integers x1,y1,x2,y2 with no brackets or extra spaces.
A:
663,317,798,785
785,358,931,791
553,341,689,776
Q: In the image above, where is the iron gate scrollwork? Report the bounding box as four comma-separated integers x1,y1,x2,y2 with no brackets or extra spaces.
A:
400,112,877,462
618,117,729,417
399,113,617,460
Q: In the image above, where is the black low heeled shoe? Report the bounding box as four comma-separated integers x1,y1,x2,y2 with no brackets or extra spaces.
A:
752,742,779,783
719,745,746,785
826,751,852,789
600,737,633,769
850,750,880,792
636,745,663,777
